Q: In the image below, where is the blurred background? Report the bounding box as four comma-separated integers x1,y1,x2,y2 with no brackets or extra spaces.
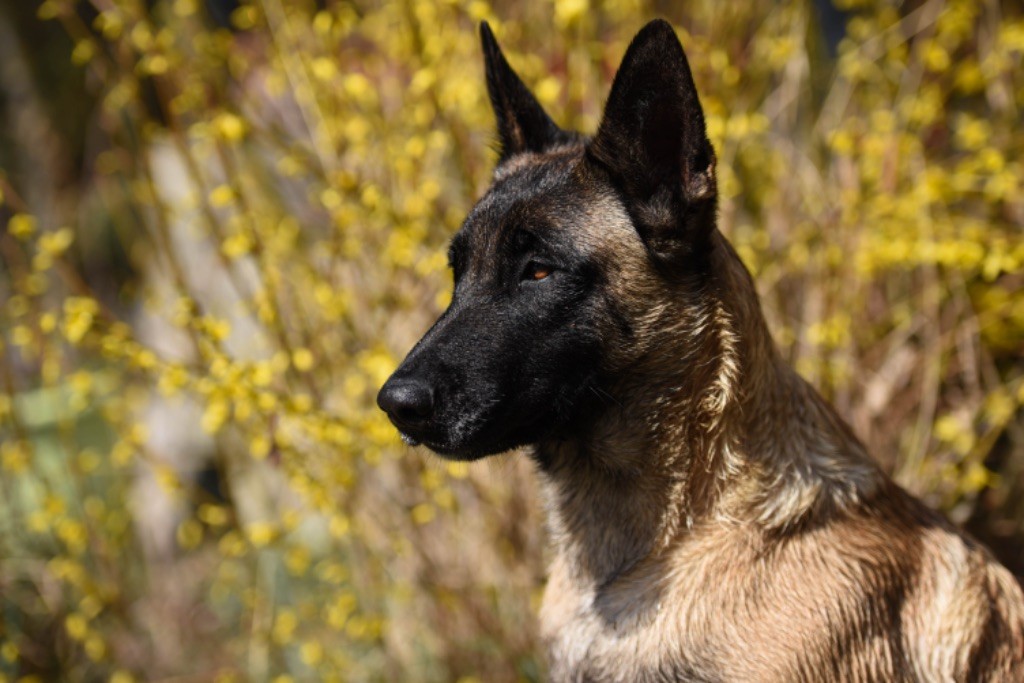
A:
0,0,1022,680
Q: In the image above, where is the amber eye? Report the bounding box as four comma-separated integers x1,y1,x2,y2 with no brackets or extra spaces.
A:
523,261,553,281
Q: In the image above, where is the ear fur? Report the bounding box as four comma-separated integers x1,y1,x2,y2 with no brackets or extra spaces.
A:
480,21,566,163
588,19,717,264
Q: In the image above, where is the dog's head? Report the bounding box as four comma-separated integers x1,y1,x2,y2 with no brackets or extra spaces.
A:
377,20,718,459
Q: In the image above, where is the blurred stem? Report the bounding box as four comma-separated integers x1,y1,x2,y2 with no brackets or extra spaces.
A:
213,142,325,403
402,0,479,200
260,0,337,180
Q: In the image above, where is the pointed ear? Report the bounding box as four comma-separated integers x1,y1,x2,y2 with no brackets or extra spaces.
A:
480,22,565,163
588,20,717,264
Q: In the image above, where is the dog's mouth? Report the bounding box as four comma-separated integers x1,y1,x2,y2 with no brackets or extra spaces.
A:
390,419,445,452
387,400,512,461
399,429,490,461
397,429,462,457
384,410,467,456
395,430,491,462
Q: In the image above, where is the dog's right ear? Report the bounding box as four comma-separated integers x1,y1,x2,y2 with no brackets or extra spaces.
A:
480,21,564,163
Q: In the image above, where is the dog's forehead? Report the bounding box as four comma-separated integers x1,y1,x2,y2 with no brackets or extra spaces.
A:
459,148,589,246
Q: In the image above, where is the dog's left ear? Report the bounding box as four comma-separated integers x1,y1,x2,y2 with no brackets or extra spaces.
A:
480,21,565,163
588,19,717,265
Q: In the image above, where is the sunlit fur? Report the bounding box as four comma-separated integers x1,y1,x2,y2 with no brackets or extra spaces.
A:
536,203,1024,679
380,19,1024,681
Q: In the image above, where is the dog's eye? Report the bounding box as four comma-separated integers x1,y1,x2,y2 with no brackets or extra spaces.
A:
522,261,553,282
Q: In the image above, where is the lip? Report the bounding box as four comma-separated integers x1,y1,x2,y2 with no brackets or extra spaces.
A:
388,416,446,452
384,401,507,460
396,427,481,461
399,431,422,447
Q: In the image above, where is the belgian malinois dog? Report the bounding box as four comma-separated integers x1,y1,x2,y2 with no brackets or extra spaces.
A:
377,19,1024,681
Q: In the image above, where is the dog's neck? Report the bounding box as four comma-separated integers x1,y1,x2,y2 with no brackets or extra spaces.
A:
534,232,882,585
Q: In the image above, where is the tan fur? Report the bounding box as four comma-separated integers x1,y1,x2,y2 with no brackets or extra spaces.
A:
533,173,1024,682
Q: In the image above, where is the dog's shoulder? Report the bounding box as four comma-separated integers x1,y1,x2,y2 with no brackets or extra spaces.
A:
888,488,1024,680
540,486,1024,682
759,483,1024,680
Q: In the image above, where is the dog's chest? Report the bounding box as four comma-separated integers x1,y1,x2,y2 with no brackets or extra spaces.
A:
538,550,752,683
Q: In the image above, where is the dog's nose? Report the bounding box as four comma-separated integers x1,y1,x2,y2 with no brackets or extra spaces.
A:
377,377,435,426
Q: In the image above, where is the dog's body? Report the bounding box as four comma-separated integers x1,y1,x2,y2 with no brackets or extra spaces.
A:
378,20,1024,681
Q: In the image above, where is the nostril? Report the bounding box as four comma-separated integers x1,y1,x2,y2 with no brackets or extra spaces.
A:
377,378,434,424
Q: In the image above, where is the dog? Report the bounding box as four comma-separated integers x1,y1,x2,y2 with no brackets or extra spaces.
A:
377,19,1024,682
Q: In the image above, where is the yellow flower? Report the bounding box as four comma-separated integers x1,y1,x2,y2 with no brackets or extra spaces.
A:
84,634,107,661
218,531,247,557
272,609,298,644
213,112,247,142
201,399,230,434
65,613,89,641
62,297,99,344
245,522,277,547
221,231,253,259
177,519,204,549
411,503,435,525
37,1,62,20
535,76,561,106
249,434,272,459
312,10,332,35
39,227,74,256
173,0,197,18
289,393,313,414
71,39,96,65
285,545,311,576
328,515,350,538
209,184,236,207
922,42,950,71
310,57,337,81
1,442,30,474
198,504,230,526
139,54,169,76
8,213,37,240
291,348,314,372
554,0,587,27
300,640,323,666
57,519,88,556
955,116,991,150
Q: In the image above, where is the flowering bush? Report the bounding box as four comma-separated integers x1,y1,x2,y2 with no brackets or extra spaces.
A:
1,0,1022,680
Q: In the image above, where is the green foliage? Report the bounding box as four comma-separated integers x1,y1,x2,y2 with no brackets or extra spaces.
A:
0,0,1022,680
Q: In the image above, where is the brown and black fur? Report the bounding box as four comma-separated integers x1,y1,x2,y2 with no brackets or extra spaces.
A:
377,19,1024,682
